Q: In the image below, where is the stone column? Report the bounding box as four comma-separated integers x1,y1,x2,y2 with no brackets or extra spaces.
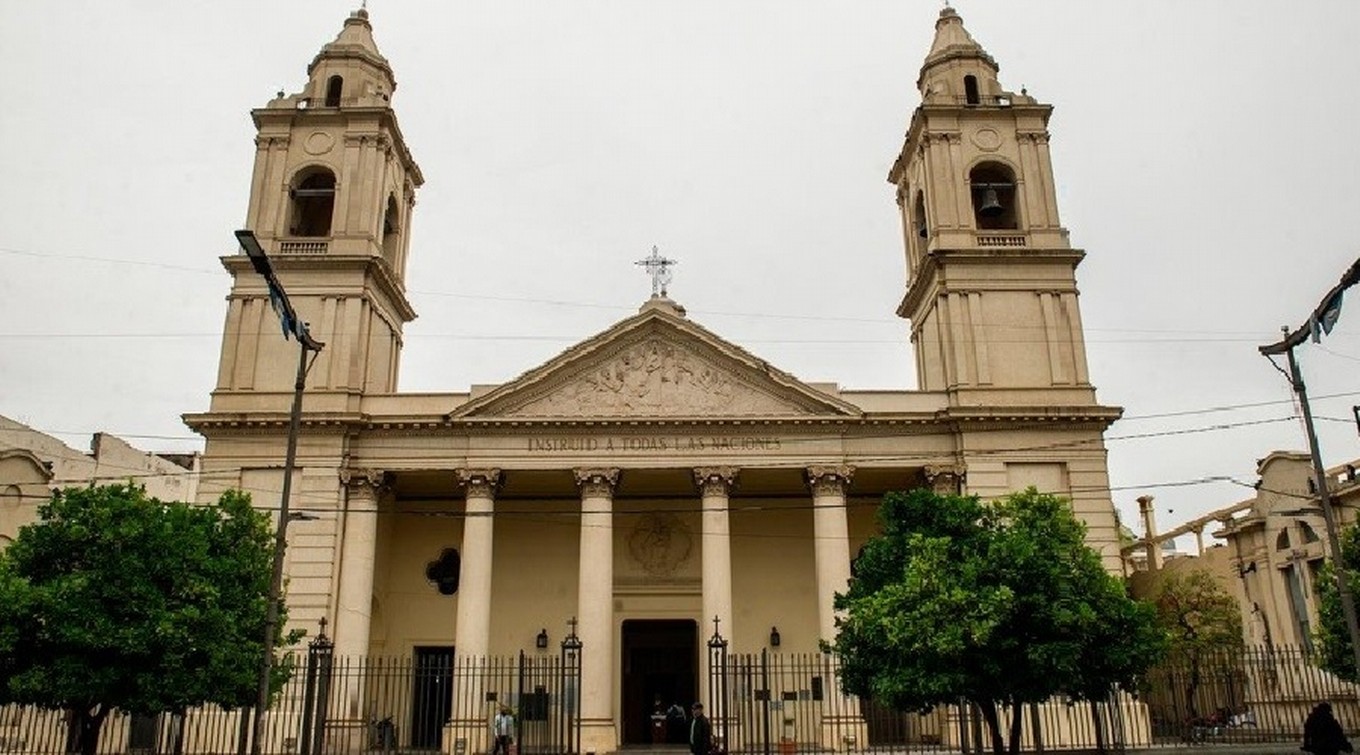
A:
334,469,384,720
335,469,384,659
807,465,854,644
575,467,620,754
454,468,501,661
923,464,965,496
695,467,737,718
807,465,865,750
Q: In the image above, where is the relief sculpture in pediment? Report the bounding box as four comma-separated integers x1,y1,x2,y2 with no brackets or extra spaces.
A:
509,339,796,417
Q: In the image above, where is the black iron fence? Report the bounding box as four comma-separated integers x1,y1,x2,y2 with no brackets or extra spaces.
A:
0,634,582,755
5,641,1360,755
705,640,1360,754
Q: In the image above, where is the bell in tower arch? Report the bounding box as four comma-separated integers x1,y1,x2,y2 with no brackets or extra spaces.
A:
969,163,1018,230
978,186,1004,217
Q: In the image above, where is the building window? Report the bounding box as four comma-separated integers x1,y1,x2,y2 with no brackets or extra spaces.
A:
969,162,1018,230
964,75,980,105
1299,521,1320,543
325,75,343,107
1276,529,1291,551
290,169,337,237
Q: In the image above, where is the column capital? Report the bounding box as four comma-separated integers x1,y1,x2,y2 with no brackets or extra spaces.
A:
806,465,855,496
573,467,620,497
340,468,389,495
693,466,739,496
456,468,502,497
923,464,966,495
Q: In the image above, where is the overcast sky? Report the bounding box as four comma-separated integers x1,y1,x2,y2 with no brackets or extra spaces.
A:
3,1,1360,542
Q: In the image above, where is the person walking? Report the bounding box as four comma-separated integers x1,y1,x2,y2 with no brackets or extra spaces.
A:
689,702,712,755
1303,701,1353,755
492,706,515,755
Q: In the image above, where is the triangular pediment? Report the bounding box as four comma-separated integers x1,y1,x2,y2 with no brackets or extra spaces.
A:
450,303,861,421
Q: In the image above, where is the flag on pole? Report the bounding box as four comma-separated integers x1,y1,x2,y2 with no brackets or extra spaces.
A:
1311,289,1345,343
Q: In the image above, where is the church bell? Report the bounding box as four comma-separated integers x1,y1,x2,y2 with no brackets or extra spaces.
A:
978,186,1004,217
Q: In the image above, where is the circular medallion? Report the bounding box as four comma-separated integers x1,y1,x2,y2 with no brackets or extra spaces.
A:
628,512,693,577
304,131,335,156
971,127,1002,152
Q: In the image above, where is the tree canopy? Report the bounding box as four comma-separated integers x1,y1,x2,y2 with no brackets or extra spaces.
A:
827,487,1165,755
1150,569,1243,653
0,484,299,755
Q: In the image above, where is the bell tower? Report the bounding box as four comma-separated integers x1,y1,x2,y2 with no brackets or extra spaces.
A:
891,8,1091,406
211,9,422,412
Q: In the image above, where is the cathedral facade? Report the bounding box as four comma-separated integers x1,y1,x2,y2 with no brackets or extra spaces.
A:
185,8,1123,752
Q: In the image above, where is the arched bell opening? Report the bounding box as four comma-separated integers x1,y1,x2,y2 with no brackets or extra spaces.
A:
290,168,337,237
913,191,928,240
969,162,1018,230
382,194,401,267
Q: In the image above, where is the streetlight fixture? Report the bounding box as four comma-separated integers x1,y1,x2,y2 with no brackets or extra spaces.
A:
235,229,325,755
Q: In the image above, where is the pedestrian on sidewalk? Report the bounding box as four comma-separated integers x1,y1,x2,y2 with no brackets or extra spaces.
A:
690,703,711,755
1303,701,1352,755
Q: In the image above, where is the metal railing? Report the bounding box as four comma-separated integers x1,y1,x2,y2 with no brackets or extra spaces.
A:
0,635,582,755
704,642,1360,754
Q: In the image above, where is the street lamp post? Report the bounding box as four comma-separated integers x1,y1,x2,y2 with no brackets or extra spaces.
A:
235,230,325,755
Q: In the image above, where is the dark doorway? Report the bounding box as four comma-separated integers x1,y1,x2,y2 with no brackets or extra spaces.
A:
412,646,455,750
621,620,698,745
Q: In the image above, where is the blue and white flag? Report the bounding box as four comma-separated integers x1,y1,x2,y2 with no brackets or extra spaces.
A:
1311,289,1344,343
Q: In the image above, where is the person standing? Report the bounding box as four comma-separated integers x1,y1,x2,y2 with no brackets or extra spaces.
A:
690,703,711,755
492,706,515,755
1303,702,1353,755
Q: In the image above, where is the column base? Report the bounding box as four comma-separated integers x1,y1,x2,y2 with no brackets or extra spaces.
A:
578,717,618,755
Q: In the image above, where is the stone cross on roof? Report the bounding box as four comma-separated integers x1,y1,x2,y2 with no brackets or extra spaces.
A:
635,245,678,298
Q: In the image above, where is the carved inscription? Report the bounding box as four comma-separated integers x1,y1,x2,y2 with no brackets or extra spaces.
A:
526,436,781,453
509,340,799,417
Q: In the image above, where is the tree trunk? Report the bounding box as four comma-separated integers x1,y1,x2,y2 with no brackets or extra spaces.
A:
1007,700,1023,755
76,705,107,755
975,699,1006,755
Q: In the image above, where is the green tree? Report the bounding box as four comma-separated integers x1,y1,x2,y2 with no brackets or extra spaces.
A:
827,488,1165,755
1314,521,1360,682
0,484,301,755
1149,569,1243,721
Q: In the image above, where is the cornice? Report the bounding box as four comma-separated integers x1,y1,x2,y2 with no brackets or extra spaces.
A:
897,246,1087,320
221,253,417,323
932,404,1123,433
183,405,1120,438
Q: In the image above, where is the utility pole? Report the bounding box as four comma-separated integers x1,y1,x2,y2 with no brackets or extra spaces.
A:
235,230,326,755
1260,257,1360,679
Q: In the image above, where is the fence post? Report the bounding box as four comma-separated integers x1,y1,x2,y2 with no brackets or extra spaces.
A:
761,649,771,755
707,618,729,754
560,620,582,755
305,624,333,755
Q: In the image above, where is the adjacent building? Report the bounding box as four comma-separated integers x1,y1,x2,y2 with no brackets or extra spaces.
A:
0,414,201,544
